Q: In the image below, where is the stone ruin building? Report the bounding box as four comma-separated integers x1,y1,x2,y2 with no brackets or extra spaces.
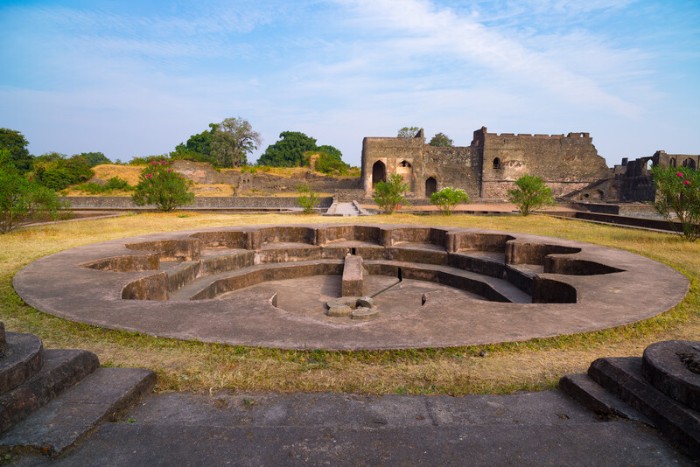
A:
360,127,699,203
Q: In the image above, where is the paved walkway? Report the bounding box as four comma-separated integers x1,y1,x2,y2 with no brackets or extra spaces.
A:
14,390,693,465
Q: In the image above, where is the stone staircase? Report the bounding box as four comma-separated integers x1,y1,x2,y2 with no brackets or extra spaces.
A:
323,200,372,216
560,340,700,460
0,321,155,457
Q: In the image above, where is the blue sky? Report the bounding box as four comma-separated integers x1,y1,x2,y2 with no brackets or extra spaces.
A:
1,0,698,167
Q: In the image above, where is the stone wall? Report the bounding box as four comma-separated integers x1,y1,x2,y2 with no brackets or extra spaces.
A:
480,131,610,198
62,196,334,210
362,126,610,200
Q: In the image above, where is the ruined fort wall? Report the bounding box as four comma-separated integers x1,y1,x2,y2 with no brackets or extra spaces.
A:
480,132,610,198
362,137,425,196
422,146,480,199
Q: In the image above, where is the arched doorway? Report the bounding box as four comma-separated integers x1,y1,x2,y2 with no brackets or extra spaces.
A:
372,161,386,188
425,177,437,197
683,158,697,169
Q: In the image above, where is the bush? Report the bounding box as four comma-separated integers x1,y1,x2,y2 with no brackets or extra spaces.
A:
296,184,319,214
75,177,133,194
652,166,700,240
430,187,469,215
0,154,62,233
507,175,555,216
373,174,409,214
132,160,194,212
31,154,93,191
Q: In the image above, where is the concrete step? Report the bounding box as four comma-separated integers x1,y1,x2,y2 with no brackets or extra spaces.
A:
588,356,700,459
0,349,99,434
0,367,155,457
0,333,43,394
559,373,652,424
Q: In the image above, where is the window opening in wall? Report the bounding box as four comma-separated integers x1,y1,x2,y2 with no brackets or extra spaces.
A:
400,160,412,168
670,158,677,168
493,158,501,169
683,158,697,169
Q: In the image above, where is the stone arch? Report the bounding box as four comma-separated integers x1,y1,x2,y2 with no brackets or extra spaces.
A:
372,161,386,188
493,157,501,169
682,158,696,169
670,158,677,168
425,177,437,197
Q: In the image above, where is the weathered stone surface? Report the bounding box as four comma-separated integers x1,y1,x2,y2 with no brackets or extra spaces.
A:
326,305,353,317
0,367,155,457
351,307,379,320
356,296,374,308
341,255,364,297
12,224,689,351
0,332,43,394
642,340,700,411
326,297,358,309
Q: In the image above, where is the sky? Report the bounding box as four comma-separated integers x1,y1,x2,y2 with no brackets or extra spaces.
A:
0,0,698,167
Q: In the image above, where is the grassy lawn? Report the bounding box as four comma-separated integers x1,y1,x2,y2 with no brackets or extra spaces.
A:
1,212,698,395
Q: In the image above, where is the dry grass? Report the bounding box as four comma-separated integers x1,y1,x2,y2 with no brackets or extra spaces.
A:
1,212,698,395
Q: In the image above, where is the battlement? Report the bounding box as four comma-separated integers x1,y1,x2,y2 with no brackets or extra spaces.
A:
486,132,590,140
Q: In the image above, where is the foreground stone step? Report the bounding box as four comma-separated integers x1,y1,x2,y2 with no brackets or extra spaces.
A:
588,356,700,459
0,349,99,434
0,367,155,457
0,332,43,394
559,373,652,424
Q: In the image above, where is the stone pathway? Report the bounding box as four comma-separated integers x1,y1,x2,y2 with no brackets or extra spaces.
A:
324,201,371,216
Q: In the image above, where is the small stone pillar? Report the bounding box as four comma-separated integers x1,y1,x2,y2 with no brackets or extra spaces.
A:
342,255,365,297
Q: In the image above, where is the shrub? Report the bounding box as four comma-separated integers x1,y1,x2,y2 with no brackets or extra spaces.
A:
373,174,409,214
430,187,469,215
75,177,133,194
652,166,700,240
296,184,319,214
0,154,62,233
31,154,93,191
507,175,556,216
132,160,194,212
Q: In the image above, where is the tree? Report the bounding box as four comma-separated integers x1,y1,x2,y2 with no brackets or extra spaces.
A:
257,131,317,167
397,127,420,139
373,174,409,214
430,187,469,215
507,175,556,216
30,153,94,191
173,124,217,165
0,128,33,173
429,133,453,147
132,159,194,212
75,152,111,167
652,166,700,240
210,117,261,167
0,151,61,233
307,145,350,175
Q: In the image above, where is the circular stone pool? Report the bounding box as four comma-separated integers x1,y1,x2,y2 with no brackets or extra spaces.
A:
13,224,689,350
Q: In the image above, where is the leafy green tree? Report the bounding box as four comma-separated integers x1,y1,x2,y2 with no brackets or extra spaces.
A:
173,124,217,164
652,166,700,240
132,159,194,212
75,152,111,167
258,131,317,167
0,151,61,233
211,117,261,167
0,128,33,173
507,175,556,216
429,133,453,147
397,126,420,139
373,174,409,214
296,184,319,214
430,186,469,215
30,153,93,191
